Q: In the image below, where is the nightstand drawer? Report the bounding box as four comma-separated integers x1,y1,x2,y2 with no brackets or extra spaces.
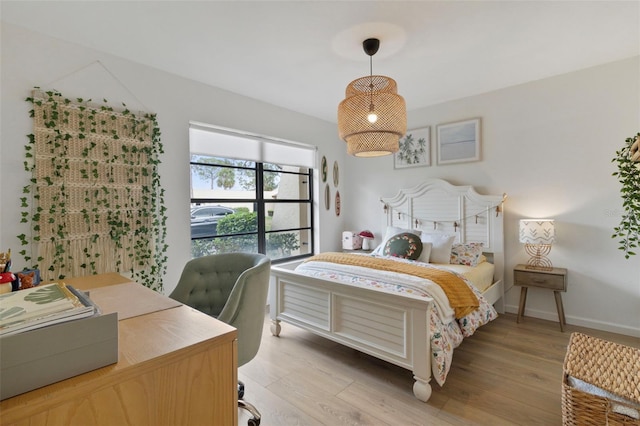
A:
514,269,566,291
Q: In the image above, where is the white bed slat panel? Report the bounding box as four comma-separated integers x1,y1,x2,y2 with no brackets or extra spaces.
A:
280,281,330,329
412,189,459,236
336,301,405,340
463,201,492,248
338,312,405,346
335,295,406,328
334,294,408,359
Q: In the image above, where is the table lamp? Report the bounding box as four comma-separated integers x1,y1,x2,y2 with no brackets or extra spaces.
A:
519,219,555,270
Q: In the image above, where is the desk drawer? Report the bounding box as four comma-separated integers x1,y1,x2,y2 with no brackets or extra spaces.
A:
514,270,566,291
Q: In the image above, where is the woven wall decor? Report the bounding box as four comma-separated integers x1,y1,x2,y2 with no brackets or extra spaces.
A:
20,89,167,291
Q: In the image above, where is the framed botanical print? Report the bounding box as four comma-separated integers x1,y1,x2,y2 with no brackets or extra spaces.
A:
394,127,430,169
436,118,481,165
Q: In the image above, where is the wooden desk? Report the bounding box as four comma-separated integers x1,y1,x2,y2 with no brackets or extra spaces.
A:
0,274,238,426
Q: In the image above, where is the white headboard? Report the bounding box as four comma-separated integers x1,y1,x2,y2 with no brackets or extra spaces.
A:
380,179,506,283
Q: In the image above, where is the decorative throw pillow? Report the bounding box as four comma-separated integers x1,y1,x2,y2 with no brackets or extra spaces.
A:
417,242,433,264
450,242,484,266
383,232,423,260
420,233,456,264
372,226,421,255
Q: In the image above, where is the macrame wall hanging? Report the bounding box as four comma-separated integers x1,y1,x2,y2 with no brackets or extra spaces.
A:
20,89,167,291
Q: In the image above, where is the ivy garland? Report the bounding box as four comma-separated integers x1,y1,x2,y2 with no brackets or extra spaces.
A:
19,89,168,291
611,132,640,259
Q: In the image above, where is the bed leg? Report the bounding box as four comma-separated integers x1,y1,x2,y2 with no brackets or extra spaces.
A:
270,319,281,337
412,377,432,402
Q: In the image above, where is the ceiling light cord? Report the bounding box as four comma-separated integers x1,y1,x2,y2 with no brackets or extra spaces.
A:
364,38,379,123
367,52,378,124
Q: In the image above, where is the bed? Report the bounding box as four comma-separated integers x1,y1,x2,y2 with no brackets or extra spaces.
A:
269,179,506,402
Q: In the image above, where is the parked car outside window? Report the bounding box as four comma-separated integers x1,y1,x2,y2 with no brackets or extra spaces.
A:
190,206,235,238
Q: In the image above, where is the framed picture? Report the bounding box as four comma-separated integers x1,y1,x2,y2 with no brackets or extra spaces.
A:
394,126,430,169
436,118,481,165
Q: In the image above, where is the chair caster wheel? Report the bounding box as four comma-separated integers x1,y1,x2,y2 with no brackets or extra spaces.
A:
248,418,260,426
238,381,245,399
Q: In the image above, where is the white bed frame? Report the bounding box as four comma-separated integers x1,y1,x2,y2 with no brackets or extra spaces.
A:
269,179,505,402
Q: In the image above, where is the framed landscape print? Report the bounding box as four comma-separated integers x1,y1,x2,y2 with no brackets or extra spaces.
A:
394,126,430,169
436,118,481,165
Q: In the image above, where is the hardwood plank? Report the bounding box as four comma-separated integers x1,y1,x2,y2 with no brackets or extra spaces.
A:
239,312,639,425
238,375,325,426
267,371,386,425
438,366,561,425
337,381,452,426
437,398,518,426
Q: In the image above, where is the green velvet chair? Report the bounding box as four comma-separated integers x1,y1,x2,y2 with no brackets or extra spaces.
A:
169,253,271,426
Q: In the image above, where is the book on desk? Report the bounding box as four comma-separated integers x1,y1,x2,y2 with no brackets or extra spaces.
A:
0,282,98,337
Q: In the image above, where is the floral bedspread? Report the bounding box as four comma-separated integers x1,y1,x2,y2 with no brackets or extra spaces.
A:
295,255,497,385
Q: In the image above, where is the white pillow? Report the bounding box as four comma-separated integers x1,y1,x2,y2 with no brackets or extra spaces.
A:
417,242,433,263
372,226,422,255
420,233,456,264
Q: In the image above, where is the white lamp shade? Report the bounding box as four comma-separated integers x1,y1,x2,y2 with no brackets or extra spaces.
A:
519,219,555,244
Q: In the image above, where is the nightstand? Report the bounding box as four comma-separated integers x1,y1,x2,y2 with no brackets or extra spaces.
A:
514,264,568,331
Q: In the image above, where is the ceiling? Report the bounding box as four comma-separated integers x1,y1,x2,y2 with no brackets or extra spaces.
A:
2,1,639,124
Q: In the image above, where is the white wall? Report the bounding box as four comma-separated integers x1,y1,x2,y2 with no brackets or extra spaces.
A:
0,23,345,294
343,56,640,337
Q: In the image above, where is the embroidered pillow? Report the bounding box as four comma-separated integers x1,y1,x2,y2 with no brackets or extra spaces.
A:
372,226,422,255
383,233,423,260
420,233,456,264
450,242,484,266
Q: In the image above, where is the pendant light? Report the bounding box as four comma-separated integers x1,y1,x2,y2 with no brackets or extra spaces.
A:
337,38,407,157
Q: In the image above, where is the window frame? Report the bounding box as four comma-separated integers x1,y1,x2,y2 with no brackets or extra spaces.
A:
190,159,315,264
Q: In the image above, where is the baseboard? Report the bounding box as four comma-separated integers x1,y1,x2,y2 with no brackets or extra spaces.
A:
504,304,639,338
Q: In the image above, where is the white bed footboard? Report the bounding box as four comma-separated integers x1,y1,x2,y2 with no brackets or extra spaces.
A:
270,260,433,402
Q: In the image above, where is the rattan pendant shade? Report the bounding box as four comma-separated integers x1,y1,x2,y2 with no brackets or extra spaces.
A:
337,39,407,157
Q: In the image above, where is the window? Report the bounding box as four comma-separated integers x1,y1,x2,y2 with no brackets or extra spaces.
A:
189,123,316,263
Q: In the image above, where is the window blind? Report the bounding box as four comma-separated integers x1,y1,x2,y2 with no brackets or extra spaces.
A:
189,122,316,168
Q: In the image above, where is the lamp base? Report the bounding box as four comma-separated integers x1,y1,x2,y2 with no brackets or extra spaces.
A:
524,243,553,271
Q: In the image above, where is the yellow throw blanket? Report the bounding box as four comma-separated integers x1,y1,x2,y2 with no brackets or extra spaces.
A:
305,252,479,319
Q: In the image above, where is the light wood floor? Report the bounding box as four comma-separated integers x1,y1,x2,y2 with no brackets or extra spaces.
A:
239,313,639,426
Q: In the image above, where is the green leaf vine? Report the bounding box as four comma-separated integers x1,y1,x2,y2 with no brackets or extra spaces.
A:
19,89,167,291
611,132,640,259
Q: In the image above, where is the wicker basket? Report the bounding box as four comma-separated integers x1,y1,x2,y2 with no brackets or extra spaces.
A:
562,332,640,425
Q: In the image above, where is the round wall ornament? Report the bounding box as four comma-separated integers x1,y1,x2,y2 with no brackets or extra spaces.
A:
324,184,330,210
321,156,328,182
